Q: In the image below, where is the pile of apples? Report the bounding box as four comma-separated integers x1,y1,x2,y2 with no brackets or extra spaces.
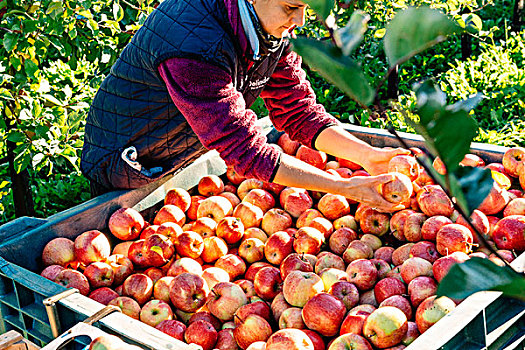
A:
39,135,524,350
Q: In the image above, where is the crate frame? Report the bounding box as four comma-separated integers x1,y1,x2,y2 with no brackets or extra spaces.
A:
0,118,523,349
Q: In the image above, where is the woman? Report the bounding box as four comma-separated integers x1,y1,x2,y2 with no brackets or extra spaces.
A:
81,0,408,211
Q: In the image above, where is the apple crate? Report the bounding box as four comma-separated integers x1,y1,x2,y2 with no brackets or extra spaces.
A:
0,117,522,349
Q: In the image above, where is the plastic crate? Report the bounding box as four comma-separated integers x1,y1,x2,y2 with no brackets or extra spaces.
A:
0,118,523,349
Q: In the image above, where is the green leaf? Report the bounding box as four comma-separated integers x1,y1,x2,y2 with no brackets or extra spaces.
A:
6,131,26,143
14,147,31,173
113,2,124,22
42,94,63,106
334,10,370,56
292,37,374,106
412,81,480,173
437,258,525,301
3,33,18,52
24,59,39,79
303,0,335,20
384,7,462,68
46,1,64,20
456,13,483,33
449,167,494,215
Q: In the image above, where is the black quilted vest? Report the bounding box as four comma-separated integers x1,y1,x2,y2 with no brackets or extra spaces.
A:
81,0,287,190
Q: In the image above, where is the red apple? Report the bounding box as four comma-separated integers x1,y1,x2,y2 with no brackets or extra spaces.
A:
191,217,217,238
42,237,76,267
185,320,218,350
153,204,186,226
404,213,427,242
374,247,395,264
392,243,415,266
347,259,378,291
329,227,358,255
318,194,351,221
84,262,114,288
293,227,324,255
502,147,525,177
108,296,141,319
207,281,248,321
409,241,439,263
41,265,65,281
88,287,119,305
167,256,202,277
217,216,245,244
408,276,438,308
253,266,282,300
176,230,204,259
233,202,264,229
278,307,305,329
390,209,416,241
374,277,406,304
280,187,313,218
198,174,225,196
329,334,372,350
169,272,208,312
122,273,153,305
239,238,265,263
280,253,314,280
415,296,456,333
421,215,453,241
492,215,525,250
436,224,474,255
503,198,525,217
400,257,433,284
388,156,419,181
363,306,408,348
283,270,323,307
381,173,413,203
74,230,111,265
155,319,186,341
296,145,327,169
108,207,145,241
432,251,470,282
242,189,275,213
266,329,314,350
278,133,300,155
302,292,346,336
477,182,511,215
359,207,391,236
343,240,373,264
417,185,454,217
261,208,292,235
264,230,294,265
139,299,173,327
213,253,246,280
202,266,230,289
197,196,234,222
379,295,413,320
55,269,90,296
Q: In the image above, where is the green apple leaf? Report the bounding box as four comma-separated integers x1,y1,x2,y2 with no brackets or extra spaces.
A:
292,37,374,106
456,13,483,33
412,82,480,173
450,166,493,215
334,10,370,56
437,258,525,301
303,0,335,21
384,7,462,68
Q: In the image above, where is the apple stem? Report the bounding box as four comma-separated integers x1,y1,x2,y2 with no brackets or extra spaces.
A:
386,125,522,275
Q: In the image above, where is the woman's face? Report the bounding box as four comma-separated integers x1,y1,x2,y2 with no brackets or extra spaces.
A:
252,0,307,38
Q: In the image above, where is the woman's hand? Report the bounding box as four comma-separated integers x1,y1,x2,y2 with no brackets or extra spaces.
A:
360,147,411,176
341,174,407,212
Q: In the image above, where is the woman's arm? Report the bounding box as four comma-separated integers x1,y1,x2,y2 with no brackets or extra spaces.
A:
314,125,410,175
273,153,406,212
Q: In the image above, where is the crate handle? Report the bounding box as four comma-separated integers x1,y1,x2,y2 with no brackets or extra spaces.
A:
82,305,121,325
43,288,79,338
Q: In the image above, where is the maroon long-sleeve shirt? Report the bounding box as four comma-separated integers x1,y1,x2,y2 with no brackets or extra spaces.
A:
157,3,338,182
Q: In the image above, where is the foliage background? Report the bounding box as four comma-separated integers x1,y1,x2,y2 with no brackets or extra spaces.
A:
0,0,523,223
